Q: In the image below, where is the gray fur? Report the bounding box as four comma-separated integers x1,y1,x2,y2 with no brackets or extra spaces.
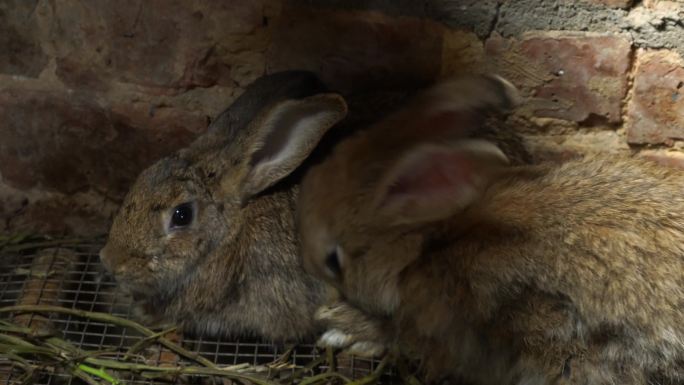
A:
100,71,339,341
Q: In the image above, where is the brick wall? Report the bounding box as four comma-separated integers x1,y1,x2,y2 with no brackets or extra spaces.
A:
1,0,683,235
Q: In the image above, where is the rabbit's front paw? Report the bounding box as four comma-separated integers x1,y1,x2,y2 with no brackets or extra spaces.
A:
318,328,386,357
346,341,387,357
315,302,390,357
318,328,354,347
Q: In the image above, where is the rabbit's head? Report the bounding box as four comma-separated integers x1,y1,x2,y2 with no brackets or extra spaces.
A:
100,72,348,338
298,75,519,317
99,154,222,296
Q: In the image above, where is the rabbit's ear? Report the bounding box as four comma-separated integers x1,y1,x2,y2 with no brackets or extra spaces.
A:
374,140,508,226
182,71,330,163
207,71,328,137
422,74,520,116
240,93,348,200
407,74,521,140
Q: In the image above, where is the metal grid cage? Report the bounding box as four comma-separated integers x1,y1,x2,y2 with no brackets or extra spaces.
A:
0,237,396,385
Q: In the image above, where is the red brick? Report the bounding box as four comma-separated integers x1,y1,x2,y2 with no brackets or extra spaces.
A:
267,7,445,94
485,32,632,126
626,50,684,144
640,149,684,170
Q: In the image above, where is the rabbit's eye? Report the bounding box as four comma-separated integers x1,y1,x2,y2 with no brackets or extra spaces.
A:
170,202,194,229
324,245,344,279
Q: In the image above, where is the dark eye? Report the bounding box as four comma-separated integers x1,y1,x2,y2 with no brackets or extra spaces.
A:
170,202,194,229
324,246,344,279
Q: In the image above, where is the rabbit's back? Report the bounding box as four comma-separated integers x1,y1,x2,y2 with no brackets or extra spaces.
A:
431,154,684,382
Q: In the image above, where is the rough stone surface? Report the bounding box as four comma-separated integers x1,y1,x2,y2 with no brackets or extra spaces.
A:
496,1,628,37
285,1,683,56
426,0,499,38
0,85,208,235
626,3,684,58
626,50,684,144
583,0,633,8
0,0,49,77
2,191,118,236
267,7,444,94
0,89,203,198
290,0,427,17
1,0,684,235
289,0,500,38
485,32,632,125
0,0,279,234
495,1,684,57
35,0,274,92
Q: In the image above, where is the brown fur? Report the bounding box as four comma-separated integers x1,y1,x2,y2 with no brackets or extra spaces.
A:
298,75,684,383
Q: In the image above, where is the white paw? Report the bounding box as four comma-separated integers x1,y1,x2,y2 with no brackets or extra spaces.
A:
347,341,386,357
318,328,354,348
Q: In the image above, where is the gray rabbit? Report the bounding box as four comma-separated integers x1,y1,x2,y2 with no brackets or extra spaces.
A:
100,71,350,341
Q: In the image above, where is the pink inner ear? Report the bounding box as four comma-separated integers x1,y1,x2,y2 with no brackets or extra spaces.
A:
387,151,474,199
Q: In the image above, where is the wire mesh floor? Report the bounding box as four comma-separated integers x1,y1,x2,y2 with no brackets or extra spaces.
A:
0,236,396,385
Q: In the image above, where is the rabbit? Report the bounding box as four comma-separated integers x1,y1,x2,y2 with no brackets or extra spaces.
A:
99,69,532,344
297,74,684,384
99,71,353,342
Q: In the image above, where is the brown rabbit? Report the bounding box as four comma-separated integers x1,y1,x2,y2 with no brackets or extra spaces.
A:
298,75,684,383
99,71,350,341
